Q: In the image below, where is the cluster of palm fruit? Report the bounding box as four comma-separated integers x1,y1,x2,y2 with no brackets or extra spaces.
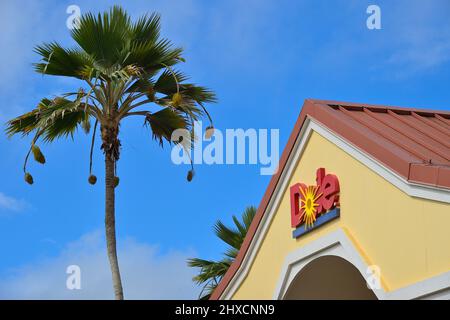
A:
23,144,46,185
23,143,122,188
168,69,214,183
88,174,119,187
22,84,213,186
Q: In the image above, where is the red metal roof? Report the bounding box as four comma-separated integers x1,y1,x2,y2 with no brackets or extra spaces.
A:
306,99,450,189
210,99,450,300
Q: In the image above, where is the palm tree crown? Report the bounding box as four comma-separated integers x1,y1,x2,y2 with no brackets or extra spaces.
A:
7,5,215,177
188,206,256,300
5,6,216,299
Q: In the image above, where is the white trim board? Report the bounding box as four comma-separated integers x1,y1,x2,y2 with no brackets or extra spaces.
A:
273,229,450,300
219,118,450,299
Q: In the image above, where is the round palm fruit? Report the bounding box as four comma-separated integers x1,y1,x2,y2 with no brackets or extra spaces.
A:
172,92,182,107
88,174,97,185
205,125,215,139
113,176,120,188
24,172,34,185
82,120,91,134
187,169,194,182
32,145,46,164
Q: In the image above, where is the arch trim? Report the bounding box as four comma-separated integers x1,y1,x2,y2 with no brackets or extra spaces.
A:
273,228,450,300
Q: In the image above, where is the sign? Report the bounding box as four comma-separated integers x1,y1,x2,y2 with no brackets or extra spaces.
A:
290,168,340,238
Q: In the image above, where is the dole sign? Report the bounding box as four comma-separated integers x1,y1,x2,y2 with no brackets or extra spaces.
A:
290,168,340,238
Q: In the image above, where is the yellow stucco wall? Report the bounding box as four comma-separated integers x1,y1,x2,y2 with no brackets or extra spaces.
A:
232,131,450,299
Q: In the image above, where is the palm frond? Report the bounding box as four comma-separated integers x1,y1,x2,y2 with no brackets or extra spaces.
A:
6,97,91,142
124,38,183,73
42,109,85,142
131,13,161,47
71,6,132,68
34,43,94,78
181,84,217,104
188,206,256,299
242,206,257,229
198,281,218,300
144,108,188,146
125,77,156,103
5,110,40,137
187,258,231,284
154,69,188,95
213,220,242,251
223,247,239,260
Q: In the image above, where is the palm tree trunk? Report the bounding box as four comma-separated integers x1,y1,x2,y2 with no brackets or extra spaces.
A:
105,154,124,300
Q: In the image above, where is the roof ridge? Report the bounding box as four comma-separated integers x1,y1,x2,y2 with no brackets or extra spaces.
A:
306,98,450,116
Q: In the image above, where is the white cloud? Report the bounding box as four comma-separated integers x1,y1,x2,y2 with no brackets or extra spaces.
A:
0,230,200,299
0,192,28,213
384,0,450,75
387,39,450,74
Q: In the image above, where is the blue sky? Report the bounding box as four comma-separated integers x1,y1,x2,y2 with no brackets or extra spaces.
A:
0,0,449,299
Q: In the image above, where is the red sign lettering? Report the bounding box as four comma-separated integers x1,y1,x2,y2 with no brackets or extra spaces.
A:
290,168,340,229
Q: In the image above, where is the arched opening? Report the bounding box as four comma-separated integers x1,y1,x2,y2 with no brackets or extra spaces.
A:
284,255,377,300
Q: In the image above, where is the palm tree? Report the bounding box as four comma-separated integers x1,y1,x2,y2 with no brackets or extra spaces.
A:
188,206,256,300
5,6,216,300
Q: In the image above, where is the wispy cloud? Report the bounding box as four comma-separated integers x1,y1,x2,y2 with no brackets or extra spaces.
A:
383,0,450,76
0,192,28,213
304,0,450,79
0,230,199,299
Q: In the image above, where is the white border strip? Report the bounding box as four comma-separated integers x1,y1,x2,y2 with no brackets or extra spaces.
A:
273,229,450,300
219,118,450,300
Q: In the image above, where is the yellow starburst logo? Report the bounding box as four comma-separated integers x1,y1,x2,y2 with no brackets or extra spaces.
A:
299,185,322,228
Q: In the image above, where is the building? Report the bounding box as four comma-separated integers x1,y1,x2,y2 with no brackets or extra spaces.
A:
211,99,450,300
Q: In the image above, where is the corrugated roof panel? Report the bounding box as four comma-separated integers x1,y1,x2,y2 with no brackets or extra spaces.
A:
337,107,448,164
401,114,450,148
366,110,450,162
315,101,450,189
